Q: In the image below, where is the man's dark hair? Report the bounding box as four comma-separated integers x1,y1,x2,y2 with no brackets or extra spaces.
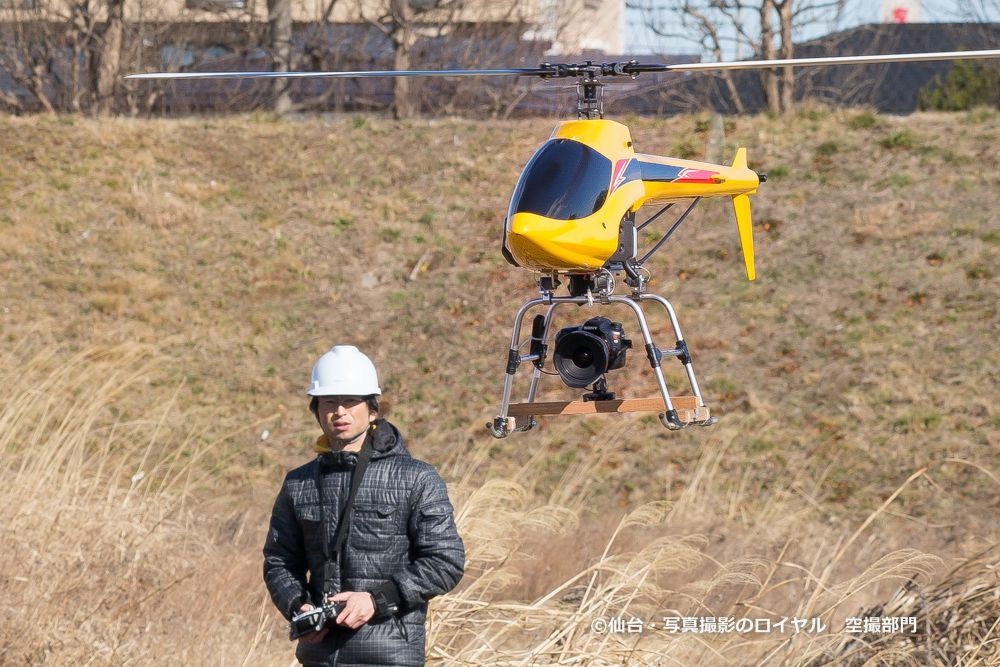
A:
310,395,380,417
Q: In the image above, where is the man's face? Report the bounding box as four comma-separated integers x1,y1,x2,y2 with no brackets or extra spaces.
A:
316,396,376,446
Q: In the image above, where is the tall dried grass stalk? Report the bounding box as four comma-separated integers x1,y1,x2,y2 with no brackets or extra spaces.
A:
820,545,1000,666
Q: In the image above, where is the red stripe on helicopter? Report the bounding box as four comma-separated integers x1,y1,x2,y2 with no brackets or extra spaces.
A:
675,168,720,183
610,158,633,194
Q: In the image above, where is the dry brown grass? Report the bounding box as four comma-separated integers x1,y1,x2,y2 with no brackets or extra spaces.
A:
0,344,285,665
1,110,998,664
821,545,1000,666
3,346,994,664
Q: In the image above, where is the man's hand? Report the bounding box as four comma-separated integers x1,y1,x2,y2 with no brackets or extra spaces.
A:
329,591,375,629
294,603,329,643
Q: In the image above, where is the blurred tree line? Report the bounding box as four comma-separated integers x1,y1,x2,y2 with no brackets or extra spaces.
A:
1,0,997,116
0,0,545,117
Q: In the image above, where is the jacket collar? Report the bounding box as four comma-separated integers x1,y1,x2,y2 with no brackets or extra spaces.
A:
316,419,407,469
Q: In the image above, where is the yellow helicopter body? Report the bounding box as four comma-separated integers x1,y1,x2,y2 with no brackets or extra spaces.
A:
504,119,761,279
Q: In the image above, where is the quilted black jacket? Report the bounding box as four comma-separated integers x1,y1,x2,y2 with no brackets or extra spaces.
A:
263,419,465,666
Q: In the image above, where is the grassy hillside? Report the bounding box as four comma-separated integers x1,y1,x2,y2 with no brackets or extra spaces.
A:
0,109,997,664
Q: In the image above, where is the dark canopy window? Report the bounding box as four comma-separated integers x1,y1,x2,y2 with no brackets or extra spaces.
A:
509,139,612,221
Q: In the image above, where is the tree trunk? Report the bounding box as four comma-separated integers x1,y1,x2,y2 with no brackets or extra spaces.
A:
758,0,780,115
96,0,125,115
706,20,744,113
28,60,56,114
777,0,795,113
7,20,56,113
390,0,416,119
268,0,293,114
720,72,744,115
71,0,94,112
391,34,415,119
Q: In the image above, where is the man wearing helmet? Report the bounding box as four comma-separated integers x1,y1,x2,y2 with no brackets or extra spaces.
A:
263,346,465,666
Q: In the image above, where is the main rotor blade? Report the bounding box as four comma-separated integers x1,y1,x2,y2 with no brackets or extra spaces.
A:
125,49,1000,82
662,49,1000,72
125,67,548,80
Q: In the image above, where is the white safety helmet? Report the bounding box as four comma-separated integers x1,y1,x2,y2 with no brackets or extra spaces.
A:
307,345,381,397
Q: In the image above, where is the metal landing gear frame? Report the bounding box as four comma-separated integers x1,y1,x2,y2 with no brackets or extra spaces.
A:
487,274,718,438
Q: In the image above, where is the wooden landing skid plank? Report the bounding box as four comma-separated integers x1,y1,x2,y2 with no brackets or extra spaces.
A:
507,396,700,416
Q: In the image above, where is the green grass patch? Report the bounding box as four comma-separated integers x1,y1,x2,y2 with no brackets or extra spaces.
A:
815,140,841,157
880,173,913,188
672,141,699,159
880,130,917,150
848,111,879,129
966,263,993,280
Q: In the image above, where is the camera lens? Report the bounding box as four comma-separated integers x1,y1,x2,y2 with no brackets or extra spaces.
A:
572,348,594,368
554,330,609,388
553,317,631,390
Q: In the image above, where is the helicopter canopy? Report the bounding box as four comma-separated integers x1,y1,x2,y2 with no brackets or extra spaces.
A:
508,139,613,222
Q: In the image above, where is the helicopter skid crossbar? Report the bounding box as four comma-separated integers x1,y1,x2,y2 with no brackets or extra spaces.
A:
506,397,710,423
487,291,715,438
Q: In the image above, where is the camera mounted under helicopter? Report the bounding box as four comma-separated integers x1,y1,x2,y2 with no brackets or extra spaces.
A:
486,252,718,439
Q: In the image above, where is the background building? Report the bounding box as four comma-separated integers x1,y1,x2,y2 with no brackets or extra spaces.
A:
881,0,922,24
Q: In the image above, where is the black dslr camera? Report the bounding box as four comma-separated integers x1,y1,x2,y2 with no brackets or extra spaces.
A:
289,602,346,639
553,316,632,389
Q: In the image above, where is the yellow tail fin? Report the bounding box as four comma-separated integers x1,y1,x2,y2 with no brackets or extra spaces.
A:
732,146,748,170
730,148,755,281
732,192,755,281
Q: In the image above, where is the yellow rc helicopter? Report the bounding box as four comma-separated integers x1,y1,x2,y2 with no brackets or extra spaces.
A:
128,48,1000,438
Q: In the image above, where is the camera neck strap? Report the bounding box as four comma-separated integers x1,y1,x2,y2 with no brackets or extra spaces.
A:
315,428,374,596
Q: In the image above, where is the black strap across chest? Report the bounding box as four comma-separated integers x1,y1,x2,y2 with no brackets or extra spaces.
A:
314,431,374,596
